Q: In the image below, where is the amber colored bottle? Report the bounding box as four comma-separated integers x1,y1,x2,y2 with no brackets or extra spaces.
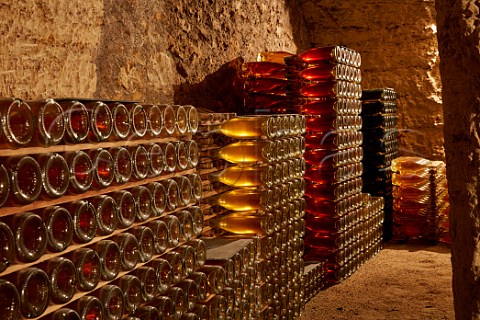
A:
175,141,189,171
43,206,73,253
75,296,105,320
0,164,10,207
175,176,192,207
110,147,132,184
161,142,177,173
28,99,65,146
242,61,286,79
60,100,90,144
212,164,273,188
135,266,157,303
129,145,149,180
257,51,293,64
43,257,77,304
172,105,188,136
185,105,199,134
5,155,43,205
216,140,274,164
217,212,274,235
161,215,181,248
0,222,14,272
216,188,272,212
131,186,152,222
187,173,202,203
112,190,136,228
172,210,194,242
244,78,288,94
108,102,131,140
165,286,186,320
118,275,142,314
128,103,148,138
0,279,20,319
187,206,204,238
96,285,124,320
0,99,34,149
94,240,121,281
133,226,155,263
145,143,164,177
12,212,47,262
161,179,179,211
159,105,176,136
15,267,50,318
150,258,173,294
214,116,275,139
134,306,161,320
48,308,81,320
174,244,196,277
144,104,163,138
148,220,168,255
177,278,197,311
90,148,114,189
147,182,166,216
115,232,139,271
295,46,345,64
198,265,226,295
65,151,94,194
72,248,101,292
85,101,113,142
38,153,70,198
69,200,97,243
90,195,118,235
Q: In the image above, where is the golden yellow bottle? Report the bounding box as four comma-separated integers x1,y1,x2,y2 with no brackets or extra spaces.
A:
212,164,274,187
216,188,274,211
217,212,274,235
215,116,274,139
257,51,293,64
216,140,275,164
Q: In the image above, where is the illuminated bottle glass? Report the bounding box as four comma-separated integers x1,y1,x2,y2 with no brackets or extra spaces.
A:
90,195,118,235
133,226,155,262
38,153,70,198
147,220,168,255
110,147,132,184
147,182,166,216
144,104,163,138
216,140,274,164
161,215,181,248
75,296,104,320
217,212,274,235
188,272,208,301
177,278,197,311
165,287,186,320
135,306,160,320
43,206,73,252
153,296,174,319
13,212,47,262
173,105,188,136
257,50,293,63
151,258,173,294
73,248,101,291
86,101,113,142
29,99,65,146
165,251,184,285
65,151,93,194
213,164,273,188
115,232,139,271
0,222,14,272
214,116,275,139
162,179,179,211
185,105,199,134
159,105,176,136
95,240,121,281
112,190,136,228
145,143,164,177
61,100,89,144
176,141,189,171
198,265,226,295
108,102,131,140
90,148,114,188
187,174,202,203
16,268,49,318
243,61,286,78
0,99,34,148
175,176,192,207
0,164,10,207
161,142,177,173
6,156,42,204
187,206,204,237
44,257,77,304
129,103,148,138
216,188,272,211
130,145,149,180
135,266,157,303
172,210,194,242
69,200,97,243
118,275,142,314
175,244,196,277
186,140,199,168
97,285,124,320
0,279,20,319
131,186,152,222
244,78,288,94
296,46,350,64
49,308,81,320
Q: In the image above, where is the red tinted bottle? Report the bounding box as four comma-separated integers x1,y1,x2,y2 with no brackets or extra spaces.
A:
110,147,132,184
6,156,43,205
72,248,101,292
118,275,142,314
131,186,152,222
43,206,73,252
61,100,90,144
48,308,81,320
115,232,139,271
12,212,47,262
75,296,105,320
90,148,114,188
130,145,149,180
44,257,77,304
133,226,155,263
90,195,118,235
28,99,65,146
69,200,97,243
38,153,70,198
16,267,50,318
135,266,157,303
97,285,124,320
0,99,34,149
108,102,131,140
94,240,121,281
112,190,136,228
128,103,148,138
65,150,94,194
0,221,14,272
86,101,113,142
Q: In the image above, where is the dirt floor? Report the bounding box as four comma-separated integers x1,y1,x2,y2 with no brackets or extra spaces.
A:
300,242,453,320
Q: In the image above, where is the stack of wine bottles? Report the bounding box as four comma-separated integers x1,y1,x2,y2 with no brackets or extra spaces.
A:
391,156,450,242
199,114,307,319
360,88,399,240
0,98,212,320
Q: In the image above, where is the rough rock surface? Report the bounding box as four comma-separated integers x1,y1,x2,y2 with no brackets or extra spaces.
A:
298,0,444,160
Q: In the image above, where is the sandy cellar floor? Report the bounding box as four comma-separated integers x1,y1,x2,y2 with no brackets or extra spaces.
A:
300,242,454,320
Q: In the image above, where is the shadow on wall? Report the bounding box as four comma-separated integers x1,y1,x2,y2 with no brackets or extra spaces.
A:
172,58,247,115
285,0,311,52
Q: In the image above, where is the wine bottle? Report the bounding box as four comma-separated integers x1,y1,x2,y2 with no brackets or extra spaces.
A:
131,186,152,222
108,102,131,140
69,200,97,243
90,148,114,188
15,267,50,318
85,101,113,142
244,78,289,94
115,232,139,271
185,105,199,134
186,140,199,169
134,306,160,320
75,296,105,320
211,164,274,188
215,140,275,164
12,212,47,262
43,206,73,252
43,257,77,304
96,285,124,320
145,143,164,177
174,244,196,277
161,142,177,173
187,206,204,237
216,212,274,235
61,100,89,144
144,104,163,138
165,287,186,320
150,258,173,294
242,61,286,79
133,226,155,263
147,220,168,255
90,195,118,235
153,296,174,319
172,210,194,242
129,145,149,180
146,182,166,216
0,164,10,207
158,105,176,136
213,116,275,139
165,251,184,285
38,153,70,198
118,275,142,314
94,240,121,281
48,308,81,320
173,105,188,136
134,266,157,303
361,87,396,101
65,151,94,194
110,147,132,184
198,265,226,295
257,51,293,64
0,279,20,319
0,221,14,272
128,103,148,138
0,99,34,148
112,190,136,228
6,155,43,204
176,141,189,171
215,188,273,211
203,259,234,287
175,176,192,207
187,174,202,203
161,179,179,211
161,215,181,248
72,248,101,291
177,278,197,311
28,99,65,146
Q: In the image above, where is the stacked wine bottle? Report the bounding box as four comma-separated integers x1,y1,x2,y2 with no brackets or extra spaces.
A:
197,114,307,319
360,88,399,240
391,157,450,243
0,98,210,320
